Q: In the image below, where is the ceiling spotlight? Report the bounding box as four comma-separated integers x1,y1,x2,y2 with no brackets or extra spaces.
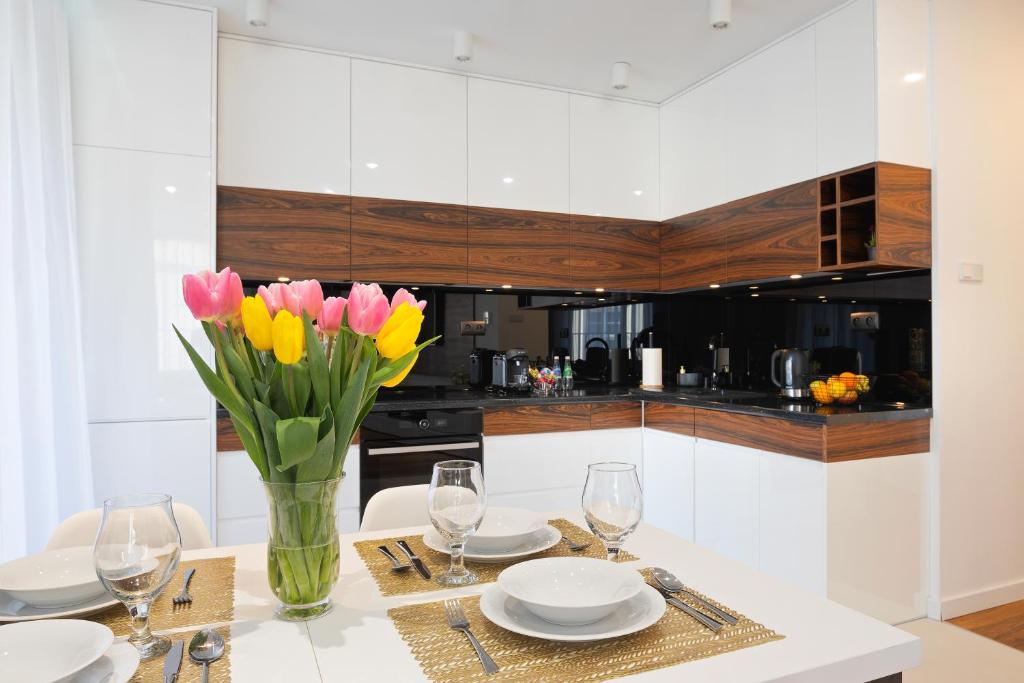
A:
598,298,606,302
573,291,583,295
410,286,420,291
611,61,631,90
710,0,731,29
453,31,474,62
748,285,759,290
831,276,843,281
750,293,759,298
789,274,803,279
903,72,925,83
709,284,720,289
484,288,493,292
501,284,512,289
277,276,290,283
595,287,605,293
818,295,826,299
246,0,269,27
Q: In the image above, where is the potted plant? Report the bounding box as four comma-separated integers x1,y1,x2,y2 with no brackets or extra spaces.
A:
864,232,877,262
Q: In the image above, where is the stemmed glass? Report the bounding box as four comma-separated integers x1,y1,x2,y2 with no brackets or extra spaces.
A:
582,462,643,561
428,460,486,586
93,494,182,660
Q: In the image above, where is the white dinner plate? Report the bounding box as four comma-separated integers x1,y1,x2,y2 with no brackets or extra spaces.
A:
0,589,118,623
478,583,666,642
68,641,141,683
0,619,114,682
470,507,547,552
422,524,562,563
0,546,106,608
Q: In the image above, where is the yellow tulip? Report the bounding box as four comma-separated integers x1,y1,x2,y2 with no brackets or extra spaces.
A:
272,310,304,364
240,295,274,351
375,302,424,359
381,353,418,388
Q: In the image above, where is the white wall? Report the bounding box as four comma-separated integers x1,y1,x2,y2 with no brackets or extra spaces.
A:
930,0,1024,619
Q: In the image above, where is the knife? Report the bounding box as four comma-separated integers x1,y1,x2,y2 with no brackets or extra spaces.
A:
395,539,432,580
649,583,723,633
163,639,184,683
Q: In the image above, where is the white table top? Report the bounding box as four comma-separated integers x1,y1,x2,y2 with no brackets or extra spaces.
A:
174,512,919,682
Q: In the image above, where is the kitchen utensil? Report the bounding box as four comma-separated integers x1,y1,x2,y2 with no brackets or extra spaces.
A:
466,507,545,552
172,568,196,606
163,639,183,683
770,348,811,398
651,568,738,625
427,460,486,585
444,599,500,675
188,628,225,683
0,619,114,681
377,545,412,572
560,535,593,552
0,546,106,608
497,557,644,626
422,524,561,563
582,462,642,561
648,583,723,632
396,540,433,581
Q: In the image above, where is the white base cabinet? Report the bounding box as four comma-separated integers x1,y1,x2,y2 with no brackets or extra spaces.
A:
641,429,695,541
694,440,760,568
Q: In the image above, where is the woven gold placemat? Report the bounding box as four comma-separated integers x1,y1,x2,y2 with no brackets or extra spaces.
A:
127,626,231,682
356,519,638,597
88,557,235,637
388,568,783,683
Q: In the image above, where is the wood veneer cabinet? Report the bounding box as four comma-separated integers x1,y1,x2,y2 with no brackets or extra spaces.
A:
726,180,818,282
570,215,660,291
467,206,569,288
660,203,730,290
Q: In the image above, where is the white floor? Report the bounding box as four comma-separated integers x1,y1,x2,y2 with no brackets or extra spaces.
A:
900,618,1024,682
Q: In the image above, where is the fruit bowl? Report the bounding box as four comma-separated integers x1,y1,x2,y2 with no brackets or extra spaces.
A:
807,372,872,405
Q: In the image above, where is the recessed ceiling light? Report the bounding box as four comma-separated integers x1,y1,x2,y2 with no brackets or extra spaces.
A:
903,72,925,83
598,298,606,302
453,31,474,62
789,274,803,280
851,300,857,304
789,298,796,302
164,185,177,194
410,286,420,291
573,291,583,295
502,177,514,184
749,285,759,290
750,293,759,298
501,284,512,289
611,61,631,90
709,283,720,289
365,162,379,169
822,299,829,303
246,0,268,27
831,276,843,281
633,189,644,196
277,276,290,282
595,288,605,293
484,288,493,292
561,303,568,306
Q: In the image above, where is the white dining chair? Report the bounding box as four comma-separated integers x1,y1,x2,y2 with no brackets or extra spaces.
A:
359,484,431,532
45,502,213,551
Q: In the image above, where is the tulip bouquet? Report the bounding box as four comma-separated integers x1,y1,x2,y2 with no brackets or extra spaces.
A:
175,268,438,619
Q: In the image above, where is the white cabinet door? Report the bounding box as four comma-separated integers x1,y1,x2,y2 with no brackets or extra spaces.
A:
758,451,827,594
724,28,817,201
694,440,759,567
641,429,695,541
75,146,213,422
815,0,876,176
569,96,659,220
218,38,351,195
65,0,213,156
90,420,213,533
468,79,569,213
351,60,466,205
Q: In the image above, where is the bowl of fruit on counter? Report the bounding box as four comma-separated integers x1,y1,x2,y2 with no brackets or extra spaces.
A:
808,372,872,405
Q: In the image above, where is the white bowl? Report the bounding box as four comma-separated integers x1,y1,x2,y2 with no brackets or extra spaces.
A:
497,557,644,626
0,619,114,681
466,507,546,552
0,546,105,608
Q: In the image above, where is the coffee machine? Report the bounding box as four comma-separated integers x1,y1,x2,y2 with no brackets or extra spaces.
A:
771,348,811,398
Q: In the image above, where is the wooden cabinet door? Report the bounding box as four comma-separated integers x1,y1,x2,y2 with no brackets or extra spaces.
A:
570,216,660,291
467,207,569,288
725,179,818,282
350,196,468,284
217,186,351,282
660,203,729,290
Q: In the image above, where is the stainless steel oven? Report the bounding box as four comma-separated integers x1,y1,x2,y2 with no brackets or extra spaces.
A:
359,408,484,516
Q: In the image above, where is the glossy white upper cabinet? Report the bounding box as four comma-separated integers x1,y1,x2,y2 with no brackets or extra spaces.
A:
694,440,759,568
218,39,351,195
65,0,213,157
815,0,876,176
569,96,658,220
875,0,930,168
75,146,213,422
724,28,816,201
468,79,569,213
351,60,466,205
641,429,695,541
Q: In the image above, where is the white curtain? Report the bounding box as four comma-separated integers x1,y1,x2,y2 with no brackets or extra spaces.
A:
0,0,93,561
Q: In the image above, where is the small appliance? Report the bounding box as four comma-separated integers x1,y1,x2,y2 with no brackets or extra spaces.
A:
491,353,508,387
506,349,530,387
469,348,495,387
771,348,811,398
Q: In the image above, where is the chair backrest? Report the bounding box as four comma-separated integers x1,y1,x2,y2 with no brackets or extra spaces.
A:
45,502,213,551
359,484,431,532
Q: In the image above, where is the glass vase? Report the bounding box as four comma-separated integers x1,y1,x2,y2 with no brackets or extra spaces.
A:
263,476,342,621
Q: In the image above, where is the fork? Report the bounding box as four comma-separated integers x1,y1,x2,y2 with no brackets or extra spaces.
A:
560,535,593,552
172,568,196,606
444,599,500,675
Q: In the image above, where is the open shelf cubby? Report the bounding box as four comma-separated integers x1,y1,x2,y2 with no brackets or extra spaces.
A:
839,199,876,264
839,166,876,202
820,177,837,207
820,239,838,268
821,207,837,237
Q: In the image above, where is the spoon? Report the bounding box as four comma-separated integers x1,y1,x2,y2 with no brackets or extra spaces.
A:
188,628,225,683
652,567,739,625
377,545,412,572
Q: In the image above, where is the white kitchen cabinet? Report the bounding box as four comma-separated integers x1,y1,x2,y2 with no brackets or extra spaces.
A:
815,0,876,176
758,451,827,594
569,96,659,220
65,0,213,157
641,429,695,541
351,60,467,205
90,420,213,534
468,79,569,213
693,440,759,567
75,145,213,423
874,0,930,168
218,38,351,195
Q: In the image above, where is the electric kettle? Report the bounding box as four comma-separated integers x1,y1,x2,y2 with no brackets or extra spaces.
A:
771,348,811,398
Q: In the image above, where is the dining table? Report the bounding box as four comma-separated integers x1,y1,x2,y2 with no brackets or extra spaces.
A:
149,510,919,682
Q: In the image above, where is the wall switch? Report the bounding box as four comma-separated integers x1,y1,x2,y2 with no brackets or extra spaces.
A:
850,311,880,330
959,262,984,282
460,320,487,336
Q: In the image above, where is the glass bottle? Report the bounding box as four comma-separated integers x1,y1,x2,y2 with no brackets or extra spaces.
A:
552,355,562,390
562,355,574,391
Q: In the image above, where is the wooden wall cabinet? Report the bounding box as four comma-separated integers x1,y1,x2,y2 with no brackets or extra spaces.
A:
726,180,818,282
660,202,730,290
570,216,660,291
468,207,570,288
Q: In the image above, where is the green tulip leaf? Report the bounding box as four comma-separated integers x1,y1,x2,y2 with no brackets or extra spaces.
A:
275,416,320,472
370,335,441,386
297,406,335,483
303,314,329,415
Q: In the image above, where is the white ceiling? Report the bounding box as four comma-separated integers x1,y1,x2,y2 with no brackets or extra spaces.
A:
209,0,849,103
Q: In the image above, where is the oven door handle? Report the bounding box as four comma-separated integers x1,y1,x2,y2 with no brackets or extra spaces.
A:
365,441,481,456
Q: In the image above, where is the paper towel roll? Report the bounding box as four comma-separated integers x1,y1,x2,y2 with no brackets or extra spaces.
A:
641,348,663,388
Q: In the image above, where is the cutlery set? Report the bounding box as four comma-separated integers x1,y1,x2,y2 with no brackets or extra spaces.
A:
161,570,225,682
379,540,433,578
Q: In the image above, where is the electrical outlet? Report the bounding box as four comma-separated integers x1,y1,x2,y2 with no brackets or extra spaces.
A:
850,311,880,330
460,320,487,336
813,324,831,337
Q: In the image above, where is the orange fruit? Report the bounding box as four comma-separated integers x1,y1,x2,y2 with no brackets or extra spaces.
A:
840,371,858,390
828,378,847,399
838,390,859,405
811,382,834,404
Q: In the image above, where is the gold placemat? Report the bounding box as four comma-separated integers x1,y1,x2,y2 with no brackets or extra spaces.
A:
356,519,638,596
88,557,235,637
128,626,231,682
388,568,784,683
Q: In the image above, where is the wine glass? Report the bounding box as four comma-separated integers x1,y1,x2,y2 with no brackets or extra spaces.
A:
428,460,486,586
93,494,182,660
582,462,642,561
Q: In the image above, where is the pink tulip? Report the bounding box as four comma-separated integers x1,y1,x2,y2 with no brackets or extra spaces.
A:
289,280,324,320
389,287,427,314
257,282,301,318
182,267,243,322
346,282,390,336
319,296,347,336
